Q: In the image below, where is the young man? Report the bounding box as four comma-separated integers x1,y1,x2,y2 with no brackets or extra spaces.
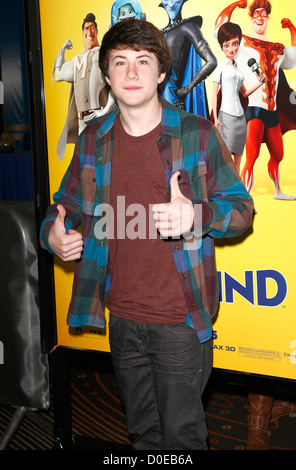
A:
40,19,254,450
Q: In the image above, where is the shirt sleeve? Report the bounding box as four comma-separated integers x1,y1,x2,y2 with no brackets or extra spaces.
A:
39,138,83,253
213,62,222,84
281,45,296,70
191,124,254,240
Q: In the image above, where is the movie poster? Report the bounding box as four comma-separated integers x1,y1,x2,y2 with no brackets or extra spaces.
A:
39,0,296,380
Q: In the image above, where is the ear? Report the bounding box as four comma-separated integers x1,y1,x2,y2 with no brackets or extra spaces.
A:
158,72,166,84
105,75,111,86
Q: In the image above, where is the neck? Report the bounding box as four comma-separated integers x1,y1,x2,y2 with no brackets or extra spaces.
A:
252,32,268,41
85,42,99,50
118,97,162,137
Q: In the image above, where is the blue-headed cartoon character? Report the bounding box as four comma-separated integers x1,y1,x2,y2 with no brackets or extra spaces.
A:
160,0,217,117
111,0,146,26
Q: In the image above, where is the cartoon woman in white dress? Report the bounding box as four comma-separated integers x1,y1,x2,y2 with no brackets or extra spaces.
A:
212,22,265,173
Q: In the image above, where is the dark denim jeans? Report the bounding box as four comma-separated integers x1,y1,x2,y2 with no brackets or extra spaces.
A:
108,314,212,450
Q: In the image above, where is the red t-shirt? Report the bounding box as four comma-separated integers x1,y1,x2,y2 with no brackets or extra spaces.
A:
108,116,187,324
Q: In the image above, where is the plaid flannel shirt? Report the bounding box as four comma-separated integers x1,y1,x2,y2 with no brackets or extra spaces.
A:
40,97,254,343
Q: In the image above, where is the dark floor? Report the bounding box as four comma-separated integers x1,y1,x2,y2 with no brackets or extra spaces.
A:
1,360,296,455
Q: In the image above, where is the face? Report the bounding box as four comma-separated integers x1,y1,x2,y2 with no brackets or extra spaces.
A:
118,4,137,21
222,36,240,61
105,48,166,110
82,22,99,49
161,0,183,22
251,8,269,36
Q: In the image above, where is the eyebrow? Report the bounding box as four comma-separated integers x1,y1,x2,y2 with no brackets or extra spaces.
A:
111,53,152,61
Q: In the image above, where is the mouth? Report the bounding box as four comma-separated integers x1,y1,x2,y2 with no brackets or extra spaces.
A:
124,86,141,90
253,18,265,26
120,13,136,20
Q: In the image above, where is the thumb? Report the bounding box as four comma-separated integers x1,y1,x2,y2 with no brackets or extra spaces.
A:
55,204,66,233
170,171,182,202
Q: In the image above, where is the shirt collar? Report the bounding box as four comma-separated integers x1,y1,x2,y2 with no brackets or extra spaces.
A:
159,96,182,139
222,58,237,67
95,96,182,141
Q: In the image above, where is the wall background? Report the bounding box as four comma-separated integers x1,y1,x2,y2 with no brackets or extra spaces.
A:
0,0,30,148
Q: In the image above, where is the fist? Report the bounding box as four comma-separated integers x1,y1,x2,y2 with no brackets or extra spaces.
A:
238,1,247,9
152,172,194,239
48,204,83,261
281,18,292,29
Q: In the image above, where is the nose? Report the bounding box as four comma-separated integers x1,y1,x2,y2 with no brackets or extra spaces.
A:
126,63,138,80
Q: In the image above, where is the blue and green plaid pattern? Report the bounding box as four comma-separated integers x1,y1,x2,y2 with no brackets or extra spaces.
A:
40,98,253,343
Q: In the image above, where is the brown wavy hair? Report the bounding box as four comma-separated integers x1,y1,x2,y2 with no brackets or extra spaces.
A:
249,0,272,17
99,19,171,78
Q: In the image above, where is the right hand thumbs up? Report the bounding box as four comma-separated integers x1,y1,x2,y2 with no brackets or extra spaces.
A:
48,204,84,261
55,204,67,234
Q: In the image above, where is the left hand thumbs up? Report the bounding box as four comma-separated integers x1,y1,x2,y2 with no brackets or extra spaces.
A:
152,171,194,238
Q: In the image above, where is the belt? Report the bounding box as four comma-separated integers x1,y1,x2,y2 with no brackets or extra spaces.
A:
77,108,102,120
